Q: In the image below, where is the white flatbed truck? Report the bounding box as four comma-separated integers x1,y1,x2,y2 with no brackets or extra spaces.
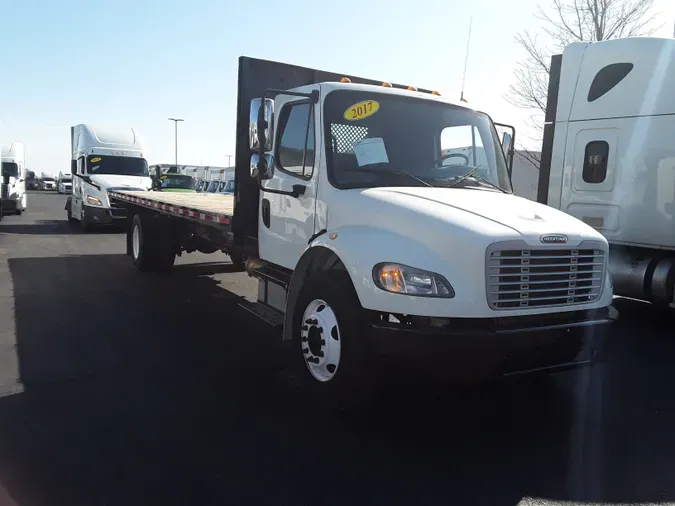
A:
110,57,617,404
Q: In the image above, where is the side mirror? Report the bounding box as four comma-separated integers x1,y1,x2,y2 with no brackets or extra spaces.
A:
249,98,274,152
250,153,275,180
501,132,513,154
494,122,516,179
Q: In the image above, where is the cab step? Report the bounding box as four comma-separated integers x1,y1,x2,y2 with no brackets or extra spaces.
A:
238,299,285,329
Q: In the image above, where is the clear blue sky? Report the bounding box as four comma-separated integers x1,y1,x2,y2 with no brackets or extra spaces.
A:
1,0,673,174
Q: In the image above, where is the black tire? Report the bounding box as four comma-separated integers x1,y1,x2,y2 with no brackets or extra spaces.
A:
130,213,176,272
15,209,22,216
66,204,77,225
289,270,378,413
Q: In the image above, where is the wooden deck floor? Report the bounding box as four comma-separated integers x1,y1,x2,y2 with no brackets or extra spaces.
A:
117,191,234,216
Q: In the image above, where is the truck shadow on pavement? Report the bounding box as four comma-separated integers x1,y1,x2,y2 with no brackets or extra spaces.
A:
0,219,124,235
0,254,674,505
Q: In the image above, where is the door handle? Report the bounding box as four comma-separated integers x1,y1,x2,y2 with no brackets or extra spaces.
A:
262,198,271,228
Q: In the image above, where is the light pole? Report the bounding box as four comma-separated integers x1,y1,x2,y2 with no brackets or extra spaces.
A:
226,154,233,166
168,118,184,165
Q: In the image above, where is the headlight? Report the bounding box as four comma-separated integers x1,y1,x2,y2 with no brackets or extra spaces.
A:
86,195,103,206
373,263,455,298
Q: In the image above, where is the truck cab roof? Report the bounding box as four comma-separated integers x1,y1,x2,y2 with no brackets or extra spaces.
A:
71,124,145,158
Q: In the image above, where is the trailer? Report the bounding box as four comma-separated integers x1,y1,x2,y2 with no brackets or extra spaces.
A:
110,56,616,408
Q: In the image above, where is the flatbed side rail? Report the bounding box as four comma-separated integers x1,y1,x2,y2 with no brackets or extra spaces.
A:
109,191,232,226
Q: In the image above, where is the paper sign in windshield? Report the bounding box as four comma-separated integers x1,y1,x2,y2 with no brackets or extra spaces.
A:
343,100,380,121
353,137,389,166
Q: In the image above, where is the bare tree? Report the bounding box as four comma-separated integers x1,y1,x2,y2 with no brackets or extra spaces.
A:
508,0,659,169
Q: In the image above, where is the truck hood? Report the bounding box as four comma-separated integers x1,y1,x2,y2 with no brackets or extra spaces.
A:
354,187,604,242
88,174,152,191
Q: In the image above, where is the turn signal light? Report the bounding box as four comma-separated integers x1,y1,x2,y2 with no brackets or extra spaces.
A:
432,91,441,96
407,85,418,91
340,77,352,83
382,82,392,87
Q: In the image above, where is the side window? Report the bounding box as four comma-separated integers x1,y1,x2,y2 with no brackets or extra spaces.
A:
277,102,315,179
440,125,484,166
587,63,634,102
582,141,609,184
77,156,85,175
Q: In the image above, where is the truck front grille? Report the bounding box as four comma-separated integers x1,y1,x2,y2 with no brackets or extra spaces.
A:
486,241,607,310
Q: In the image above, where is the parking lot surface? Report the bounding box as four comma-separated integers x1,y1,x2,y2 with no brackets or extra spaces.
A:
0,191,674,506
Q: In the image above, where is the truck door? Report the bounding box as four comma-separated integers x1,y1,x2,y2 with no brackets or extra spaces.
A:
72,156,86,217
258,92,319,269
559,124,619,232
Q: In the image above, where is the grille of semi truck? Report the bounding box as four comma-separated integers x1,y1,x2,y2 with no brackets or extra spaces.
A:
486,241,607,310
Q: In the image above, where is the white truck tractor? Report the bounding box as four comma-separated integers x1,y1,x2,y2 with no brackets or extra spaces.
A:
57,171,72,194
65,124,151,232
108,57,617,406
537,36,675,309
1,141,28,215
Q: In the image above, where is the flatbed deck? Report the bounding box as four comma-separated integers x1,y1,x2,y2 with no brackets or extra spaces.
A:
109,190,234,225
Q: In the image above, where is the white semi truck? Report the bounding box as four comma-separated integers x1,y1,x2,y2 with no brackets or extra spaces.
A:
57,171,72,194
109,57,617,405
537,36,675,308
65,124,152,232
1,141,28,215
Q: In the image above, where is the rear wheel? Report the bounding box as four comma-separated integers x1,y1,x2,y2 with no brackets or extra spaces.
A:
290,271,378,412
130,213,176,272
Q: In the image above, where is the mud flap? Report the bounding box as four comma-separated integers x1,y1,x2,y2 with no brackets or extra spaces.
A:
64,197,71,212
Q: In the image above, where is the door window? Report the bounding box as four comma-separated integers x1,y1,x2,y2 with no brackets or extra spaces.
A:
276,102,315,179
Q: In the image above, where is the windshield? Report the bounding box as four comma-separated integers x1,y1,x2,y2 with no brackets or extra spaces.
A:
87,155,148,177
207,181,219,192
219,180,235,193
2,162,19,178
161,175,194,190
323,91,511,192
61,178,72,184
43,177,54,181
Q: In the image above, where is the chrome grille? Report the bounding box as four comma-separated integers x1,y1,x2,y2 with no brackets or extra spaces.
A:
487,242,606,310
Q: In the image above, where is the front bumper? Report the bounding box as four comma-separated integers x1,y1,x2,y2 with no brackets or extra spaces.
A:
1,198,18,211
367,305,617,380
82,204,127,225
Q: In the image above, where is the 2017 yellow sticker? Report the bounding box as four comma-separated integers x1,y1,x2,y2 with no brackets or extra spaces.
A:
90,157,102,163
343,100,380,121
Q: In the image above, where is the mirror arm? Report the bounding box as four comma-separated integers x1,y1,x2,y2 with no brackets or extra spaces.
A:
257,179,305,198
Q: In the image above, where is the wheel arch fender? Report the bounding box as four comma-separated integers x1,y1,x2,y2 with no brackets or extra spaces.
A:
283,225,454,340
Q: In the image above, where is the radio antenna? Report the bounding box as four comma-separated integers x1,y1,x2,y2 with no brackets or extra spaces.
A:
460,16,473,103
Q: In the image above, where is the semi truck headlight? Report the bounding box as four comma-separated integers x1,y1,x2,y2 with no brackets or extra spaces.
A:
373,263,455,298
86,195,103,206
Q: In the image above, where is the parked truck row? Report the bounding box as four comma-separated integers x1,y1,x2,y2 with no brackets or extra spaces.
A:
57,36,675,407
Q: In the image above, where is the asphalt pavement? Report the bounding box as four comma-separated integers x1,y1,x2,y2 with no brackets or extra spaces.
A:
0,191,674,506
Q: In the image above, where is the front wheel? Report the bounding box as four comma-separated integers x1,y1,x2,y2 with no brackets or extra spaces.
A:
291,271,378,412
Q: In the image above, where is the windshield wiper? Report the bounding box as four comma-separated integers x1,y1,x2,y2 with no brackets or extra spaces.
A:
446,167,508,194
348,168,434,187
72,172,101,191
